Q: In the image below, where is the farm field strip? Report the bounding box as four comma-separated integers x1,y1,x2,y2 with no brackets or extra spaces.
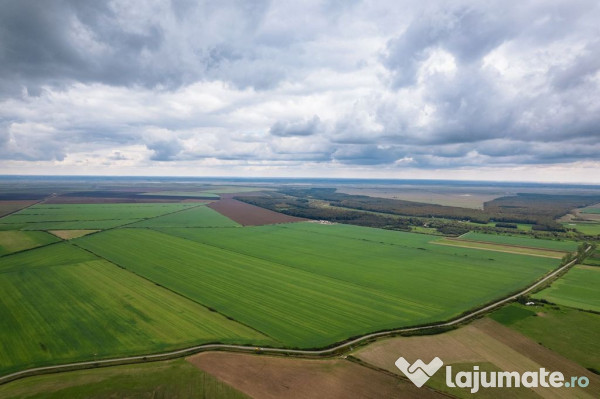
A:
76,225,558,348
0,203,197,224
75,229,442,348
0,230,60,256
431,238,565,258
128,205,239,228
158,223,559,304
459,231,578,252
0,243,273,376
532,265,600,312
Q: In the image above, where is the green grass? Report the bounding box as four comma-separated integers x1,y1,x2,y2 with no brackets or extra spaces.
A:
563,222,600,236
433,238,564,258
583,249,600,266
0,231,60,256
0,243,272,375
580,206,600,214
459,231,578,252
0,359,248,399
490,303,600,371
0,203,196,230
531,266,600,312
128,205,239,228
75,223,558,348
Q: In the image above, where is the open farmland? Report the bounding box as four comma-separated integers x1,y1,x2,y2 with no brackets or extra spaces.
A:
128,204,239,228
458,231,578,252
0,201,39,218
583,249,600,266
75,223,559,348
0,230,59,256
490,304,600,372
0,243,272,375
208,198,307,225
0,203,197,230
0,359,249,399
354,317,600,399
531,265,600,312
432,238,566,258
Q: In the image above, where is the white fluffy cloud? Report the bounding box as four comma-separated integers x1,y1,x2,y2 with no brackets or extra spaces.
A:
0,0,599,181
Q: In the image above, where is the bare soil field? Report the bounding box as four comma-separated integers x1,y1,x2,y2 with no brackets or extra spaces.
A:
187,352,445,399
48,230,99,239
0,200,38,217
354,318,599,399
208,198,307,226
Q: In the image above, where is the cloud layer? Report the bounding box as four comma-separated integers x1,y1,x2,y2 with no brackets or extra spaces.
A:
1,0,599,181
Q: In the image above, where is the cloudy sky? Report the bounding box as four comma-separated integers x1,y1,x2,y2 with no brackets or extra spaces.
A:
1,0,599,182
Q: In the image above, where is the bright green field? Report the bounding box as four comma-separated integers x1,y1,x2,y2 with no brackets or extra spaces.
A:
75,223,558,348
459,231,577,252
532,266,600,312
580,206,600,214
0,244,272,375
564,222,600,236
128,205,239,228
0,359,248,399
0,203,196,230
0,231,59,256
490,303,600,371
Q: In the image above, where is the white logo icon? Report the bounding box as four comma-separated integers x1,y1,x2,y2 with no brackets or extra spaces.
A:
395,357,444,387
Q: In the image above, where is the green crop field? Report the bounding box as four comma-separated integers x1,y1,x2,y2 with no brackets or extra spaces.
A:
0,359,248,399
75,223,558,348
0,203,197,231
459,231,578,252
128,205,239,228
490,303,600,371
564,222,600,236
583,249,600,266
0,243,272,375
532,265,600,312
0,231,59,256
580,206,600,214
433,238,564,258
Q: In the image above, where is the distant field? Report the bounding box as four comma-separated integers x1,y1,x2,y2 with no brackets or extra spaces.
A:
0,230,59,256
564,221,600,236
490,303,600,372
0,200,38,217
0,359,249,399
208,199,306,226
433,238,565,258
459,231,578,252
580,204,600,214
140,191,221,198
0,203,196,230
0,244,272,375
75,223,558,348
128,205,239,228
532,265,600,312
353,317,599,398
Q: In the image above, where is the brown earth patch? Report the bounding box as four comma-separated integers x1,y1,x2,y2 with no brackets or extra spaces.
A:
0,200,38,217
354,318,599,399
48,230,99,239
208,198,307,226
187,352,445,399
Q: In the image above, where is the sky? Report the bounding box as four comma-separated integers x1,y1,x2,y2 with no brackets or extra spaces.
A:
0,0,599,182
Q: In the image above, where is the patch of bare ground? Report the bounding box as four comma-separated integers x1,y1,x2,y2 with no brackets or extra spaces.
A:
0,200,38,217
354,318,599,399
187,352,445,399
48,230,99,239
208,198,307,226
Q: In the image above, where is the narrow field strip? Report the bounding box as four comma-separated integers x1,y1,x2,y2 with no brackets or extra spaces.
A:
432,238,565,258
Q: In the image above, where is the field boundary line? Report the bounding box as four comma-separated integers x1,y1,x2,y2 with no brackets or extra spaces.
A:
0,245,590,386
431,240,564,259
